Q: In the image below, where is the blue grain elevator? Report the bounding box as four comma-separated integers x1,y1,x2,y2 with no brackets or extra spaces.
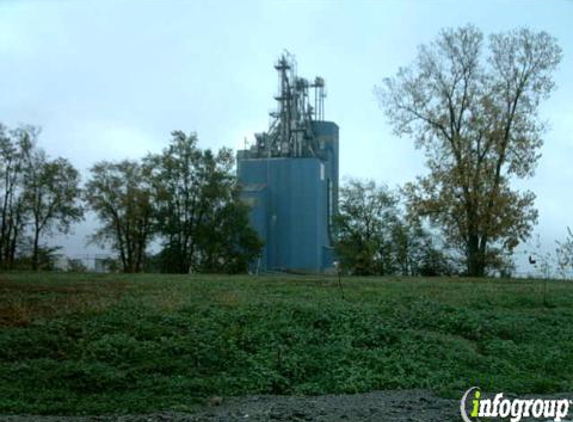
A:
237,53,339,273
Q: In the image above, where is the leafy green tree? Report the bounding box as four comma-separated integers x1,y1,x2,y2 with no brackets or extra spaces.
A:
24,149,83,270
390,219,453,276
147,131,261,273
84,160,154,273
334,179,398,275
145,131,226,273
377,25,562,276
195,192,262,273
335,179,454,276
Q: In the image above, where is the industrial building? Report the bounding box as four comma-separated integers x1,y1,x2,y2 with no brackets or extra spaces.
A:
237,53,339,273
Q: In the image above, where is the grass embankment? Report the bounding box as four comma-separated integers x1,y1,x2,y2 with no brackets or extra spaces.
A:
0,273,572,414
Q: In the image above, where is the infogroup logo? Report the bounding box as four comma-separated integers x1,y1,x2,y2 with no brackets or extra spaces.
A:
461,387,572,422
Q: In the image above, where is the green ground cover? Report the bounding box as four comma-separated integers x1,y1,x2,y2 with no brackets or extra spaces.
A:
0,273,571,414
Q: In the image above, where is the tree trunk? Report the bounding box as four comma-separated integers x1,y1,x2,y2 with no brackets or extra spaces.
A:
32,228,40,271
466,234,485,277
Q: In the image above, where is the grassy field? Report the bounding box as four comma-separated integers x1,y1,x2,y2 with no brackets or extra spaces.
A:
1,273,572,415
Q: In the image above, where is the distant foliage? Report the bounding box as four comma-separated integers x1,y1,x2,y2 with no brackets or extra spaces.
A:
556,227,573,278
0,126,262,274
66,257,88,273
13,245,63,271
334,178,454,276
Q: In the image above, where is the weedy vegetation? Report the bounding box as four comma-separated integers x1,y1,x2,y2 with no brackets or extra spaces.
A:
1,273,572,414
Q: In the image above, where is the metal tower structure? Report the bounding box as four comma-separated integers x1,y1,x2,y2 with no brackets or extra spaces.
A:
251,52,327,158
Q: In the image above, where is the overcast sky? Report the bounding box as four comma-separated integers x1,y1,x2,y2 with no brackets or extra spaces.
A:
1,0,571,273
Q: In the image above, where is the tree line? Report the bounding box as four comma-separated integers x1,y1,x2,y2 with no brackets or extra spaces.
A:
0,127,261,273
85,131,261,274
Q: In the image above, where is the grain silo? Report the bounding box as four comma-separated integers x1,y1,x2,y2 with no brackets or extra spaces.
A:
237,53,339,273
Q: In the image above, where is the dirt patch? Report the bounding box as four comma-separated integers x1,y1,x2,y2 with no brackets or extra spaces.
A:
0,279,130,327
0,390,459,421
0,279,129,294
